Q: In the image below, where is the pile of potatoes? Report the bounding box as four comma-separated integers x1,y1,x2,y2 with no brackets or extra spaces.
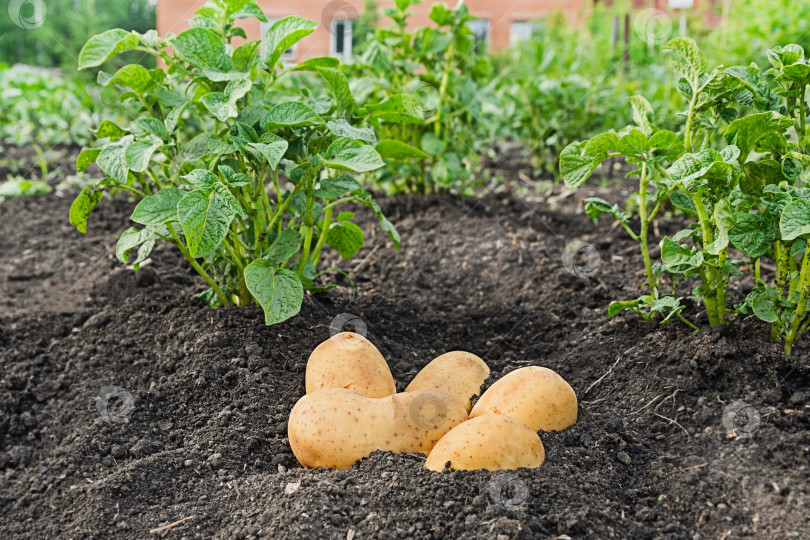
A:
288,332,578,471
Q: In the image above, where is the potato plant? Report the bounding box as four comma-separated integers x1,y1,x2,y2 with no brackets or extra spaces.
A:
69,0,402,325
562,37,810,355
0,65,100,147
350,0,493,194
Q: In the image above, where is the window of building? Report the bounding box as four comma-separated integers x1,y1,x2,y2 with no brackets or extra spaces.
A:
261,18,296,61
466,19,490,53
510,21,539,46
330,19,353,57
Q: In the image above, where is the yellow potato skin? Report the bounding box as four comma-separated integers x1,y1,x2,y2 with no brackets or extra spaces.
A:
405,351,490,412
306,332,396,398
469,366,577,431
288,388,468,469
425,414,545,472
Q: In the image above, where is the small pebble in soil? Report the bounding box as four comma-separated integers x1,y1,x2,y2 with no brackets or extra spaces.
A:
130,438,162,458
617,452,632,465
789,391,808,406
207,453,223,467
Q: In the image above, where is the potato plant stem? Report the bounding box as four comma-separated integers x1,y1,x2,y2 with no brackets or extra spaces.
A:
266,182,303,235
297,225,314,276
297,175,317,277
223,239,251,307
692,196,720,326
434,38,455,141
310,206,333,267
677,313,700,331
798,85,807,154
716,247,728,321
789,250,799,299
167,223,231,307
638,162,657,295
684,93,698,152
774,240,790,339
785,244,810,356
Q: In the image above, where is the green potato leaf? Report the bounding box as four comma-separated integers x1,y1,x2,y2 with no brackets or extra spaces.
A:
629,95,655,135
125,136,163,173
780,199,810,241
327,120,377,145
131,188,185,225
247,140,289,169
559,140,607,189
116,227,158,264
724,111,794,157
313,175,363,199
263,102,323,130
171,27,231,71
244,261,304,325
324,137,385,173
97,135,134,183
327,221,364,259
729,213,776,258
177,185,241,257
375,139,429,160
98,64,152,94
78,29,139,70
264,229,303,266
261,16,318,71
69,187,103,234
76,148,101,172
661,237,704,274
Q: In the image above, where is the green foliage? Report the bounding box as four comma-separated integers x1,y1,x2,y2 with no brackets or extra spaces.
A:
561,37,810,355
0,65,100,146
0,175,51,204
0,0,155,72
352,0,380,53
345,0,493,194
71,0,404,326
492,5,682,179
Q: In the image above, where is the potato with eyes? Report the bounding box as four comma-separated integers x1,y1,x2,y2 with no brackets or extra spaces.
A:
405,351,490,412
470,366,578,432
288,388,468,469
425,414,545,471
306,332,396,398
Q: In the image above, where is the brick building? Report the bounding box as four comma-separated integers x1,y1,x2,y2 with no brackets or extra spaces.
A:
156,1,716,61
156,0,594,61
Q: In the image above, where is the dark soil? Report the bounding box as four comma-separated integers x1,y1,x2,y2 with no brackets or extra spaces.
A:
1,151,808,539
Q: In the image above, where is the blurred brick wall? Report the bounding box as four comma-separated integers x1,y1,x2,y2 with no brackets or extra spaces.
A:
156,0,591,60
156,1,721,61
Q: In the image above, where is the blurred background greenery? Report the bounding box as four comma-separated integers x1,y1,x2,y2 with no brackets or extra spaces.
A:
2,0,810,195
0,0,156,72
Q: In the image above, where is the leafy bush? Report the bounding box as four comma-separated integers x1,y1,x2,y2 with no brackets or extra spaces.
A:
562,37,810,355
347,0,493,194
493,6,683,178
70,0,403,325
0,0,155,72
0,64,99,147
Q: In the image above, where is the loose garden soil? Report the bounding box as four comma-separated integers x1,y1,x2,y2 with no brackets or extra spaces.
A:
1,149,808,539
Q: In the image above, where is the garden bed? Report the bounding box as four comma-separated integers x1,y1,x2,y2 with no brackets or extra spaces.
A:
1,154,808,539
